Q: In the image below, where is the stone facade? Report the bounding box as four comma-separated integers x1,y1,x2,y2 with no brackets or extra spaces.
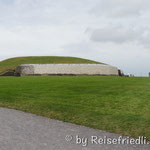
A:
15,64,119,76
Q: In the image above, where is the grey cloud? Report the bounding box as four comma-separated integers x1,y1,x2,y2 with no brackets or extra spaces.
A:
90,0,150,18
90,27,138,43
89,26,150,48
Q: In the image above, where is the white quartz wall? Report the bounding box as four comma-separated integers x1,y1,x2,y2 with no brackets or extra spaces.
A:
16,64,119,76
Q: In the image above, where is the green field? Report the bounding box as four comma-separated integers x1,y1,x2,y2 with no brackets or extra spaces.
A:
0,76,150,140
0,56,101,75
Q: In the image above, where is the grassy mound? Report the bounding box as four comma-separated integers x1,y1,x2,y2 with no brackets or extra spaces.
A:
0,56,102,75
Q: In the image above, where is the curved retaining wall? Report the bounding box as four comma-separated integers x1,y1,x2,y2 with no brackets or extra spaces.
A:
15,64,119,76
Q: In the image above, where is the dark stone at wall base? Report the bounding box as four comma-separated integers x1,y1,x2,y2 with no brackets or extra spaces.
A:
1,70,15,76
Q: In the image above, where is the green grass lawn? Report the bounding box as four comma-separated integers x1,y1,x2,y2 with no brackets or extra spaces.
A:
0,76,150,140
0,56,102,75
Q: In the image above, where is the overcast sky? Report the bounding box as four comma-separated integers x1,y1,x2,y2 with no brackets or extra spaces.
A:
0,0,150,76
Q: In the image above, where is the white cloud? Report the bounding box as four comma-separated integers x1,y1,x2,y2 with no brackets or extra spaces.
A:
0,25,84,56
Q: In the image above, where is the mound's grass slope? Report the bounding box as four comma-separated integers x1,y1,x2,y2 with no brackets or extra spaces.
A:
0,56,102,75
0,76,150,140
